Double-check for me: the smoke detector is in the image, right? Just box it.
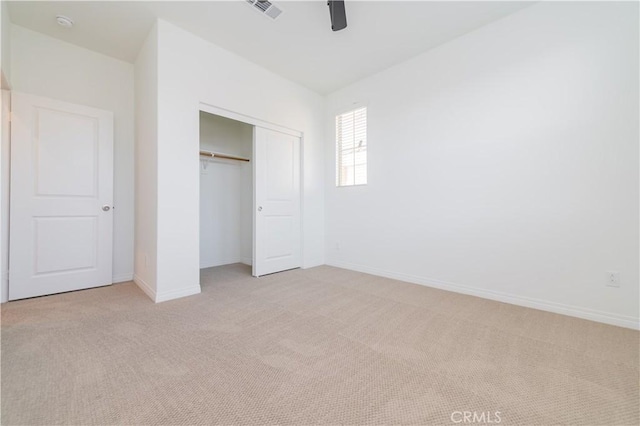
[245,0,283,20]
[56,15,74,28]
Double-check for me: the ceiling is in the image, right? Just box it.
[7,1,534,94]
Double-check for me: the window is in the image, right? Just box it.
[336,107,367,186]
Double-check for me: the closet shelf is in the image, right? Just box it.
[199,150,250,162]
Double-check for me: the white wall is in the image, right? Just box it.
[10,25,135,285]
[199,112,253,268]
[325,2,639,329]
[0,3,11,303]
[147,20,325,301]
[0,88,8,303]
[1,0,11,86]
[133,24,159,299]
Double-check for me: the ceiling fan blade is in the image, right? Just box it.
[328,1,347,31]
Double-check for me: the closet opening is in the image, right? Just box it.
[198,104,303,282]
[199,111,253,280]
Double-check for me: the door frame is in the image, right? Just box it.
[199,102,302,139]
[198,102,304,276]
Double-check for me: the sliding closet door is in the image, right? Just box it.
[253,127,301,277]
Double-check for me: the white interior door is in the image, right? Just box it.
[253,126,301,277]
[9,92,114,300]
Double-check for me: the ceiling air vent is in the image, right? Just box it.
[246,0,283,20]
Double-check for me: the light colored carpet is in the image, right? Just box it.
[1,264,638,425]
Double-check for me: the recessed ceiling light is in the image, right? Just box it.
[56,15,74,28]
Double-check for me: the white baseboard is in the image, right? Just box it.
[112,273,134,284]
[134,274,201,303]
[155,285,201,303]
[303,258,325,269]
[200,257,247,269]
[241,257,252,266]
[133,274,156,301]
[1,270,8,303]
[326,259,640,330]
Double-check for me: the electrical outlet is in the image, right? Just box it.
[606,271,620,288]
[335,242,341,252]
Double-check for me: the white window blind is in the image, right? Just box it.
[336,107,367,186]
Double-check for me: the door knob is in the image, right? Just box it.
[257,206,263,212]
[102,205,111,212]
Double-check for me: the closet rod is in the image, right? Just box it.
[199,150,250,162]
